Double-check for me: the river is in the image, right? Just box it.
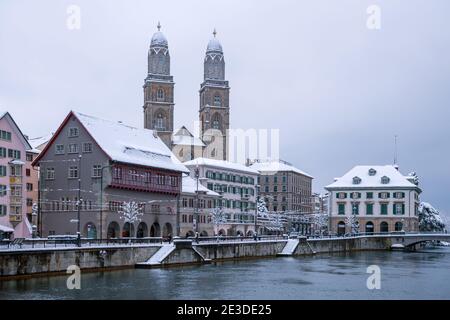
[1,247,449,300]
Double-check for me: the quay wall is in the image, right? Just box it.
[0,245,159,278]
[1,237,394,278]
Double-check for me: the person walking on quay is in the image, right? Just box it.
[195,231,199,243]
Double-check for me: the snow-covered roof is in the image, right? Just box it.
[73,112,188,173]
[0,111,32,151]
[28,133,53,150]
[182,176,220,196]
[0,224,14,232]
[250,160,313,178]
[172,126,205,147]
[172,135,205,147]
[151,31,168,47]
[325,165,419,189]
[207,38,223,53]
[183,158,259,175]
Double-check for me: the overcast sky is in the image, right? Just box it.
[1,0,449,216]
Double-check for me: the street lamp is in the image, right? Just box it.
[194,166,200,236]
[254,184,260,239]
[76,154,82,247]
[99,164,112,239]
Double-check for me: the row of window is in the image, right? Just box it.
[263,185,288,193]
[181,214,212,224]
[55,142,92,155]
[206,183,255,196]
[44,197,93,212]
[45,165,100,180]
[353,175,390,185]
[0,147,21,160]
[201,93,223,107]
[337,202,406,215]
[0,130,12,141]
[182,198,214,209]
[0,204,32,216]
[0,164,23,177]
[205,171,255,185]
[112,167,179,187]
[336,192,406,200]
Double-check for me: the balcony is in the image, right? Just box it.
[110,164,181,195]
[10,196,22,205]
[9,214,22,223]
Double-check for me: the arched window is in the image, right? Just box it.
[213,95,222,106]
[395,221,403,232]
[155,113,165,130]
[365,221,374,234]
[157,88,164,101]
[212,113,221,130]
[337,221,346,236]
[380,221,389,233]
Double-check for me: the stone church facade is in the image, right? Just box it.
[142,25,230,162]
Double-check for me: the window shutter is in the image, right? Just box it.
[393,203,396,214]
[402,204,405,215]
[402,192,405,198]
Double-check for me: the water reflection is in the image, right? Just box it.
[0,248,449,300]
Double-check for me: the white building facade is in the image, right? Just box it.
[325,165,421,235]
[183,158,259,236]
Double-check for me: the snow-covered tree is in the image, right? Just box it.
[418,202,446,232]
[408,172,420,185]
[119,201,143,238]
[313,213,329,235]
[345,215,359,235]
[210,206,227,236]
[257,197,269,218]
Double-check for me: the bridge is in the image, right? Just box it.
[378,233,450,249]
[309,232,450,250]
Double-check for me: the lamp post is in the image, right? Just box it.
[99,164,112,239]
[76,154,82,247]
[254,184,260,239]
[194,166,200,236]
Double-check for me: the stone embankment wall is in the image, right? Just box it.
[1,237,394,278]
[0,245,159,278]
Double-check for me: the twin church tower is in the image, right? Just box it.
[143,23,230,161]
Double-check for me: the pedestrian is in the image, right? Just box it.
[168,233,172,243]
[195,231,199,243]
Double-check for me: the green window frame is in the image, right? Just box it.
[338,203,345,215]
[380,203,388,215]
[351,203,359,215]
[0,165,6,177]
[366,203,373,215]
[366,192,373,199]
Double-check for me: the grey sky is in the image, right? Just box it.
[1,0,449,216]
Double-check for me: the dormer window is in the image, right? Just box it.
[381,176,390,184]
[368,168,377,176]
[352,176,361,185]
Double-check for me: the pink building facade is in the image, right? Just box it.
[0,112,33,239]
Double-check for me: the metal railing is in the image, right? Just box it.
[0,237,164,250]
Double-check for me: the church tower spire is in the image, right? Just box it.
[143,22,174,148]
[199,29,230,160]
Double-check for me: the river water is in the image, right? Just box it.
[1,247,449,300]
